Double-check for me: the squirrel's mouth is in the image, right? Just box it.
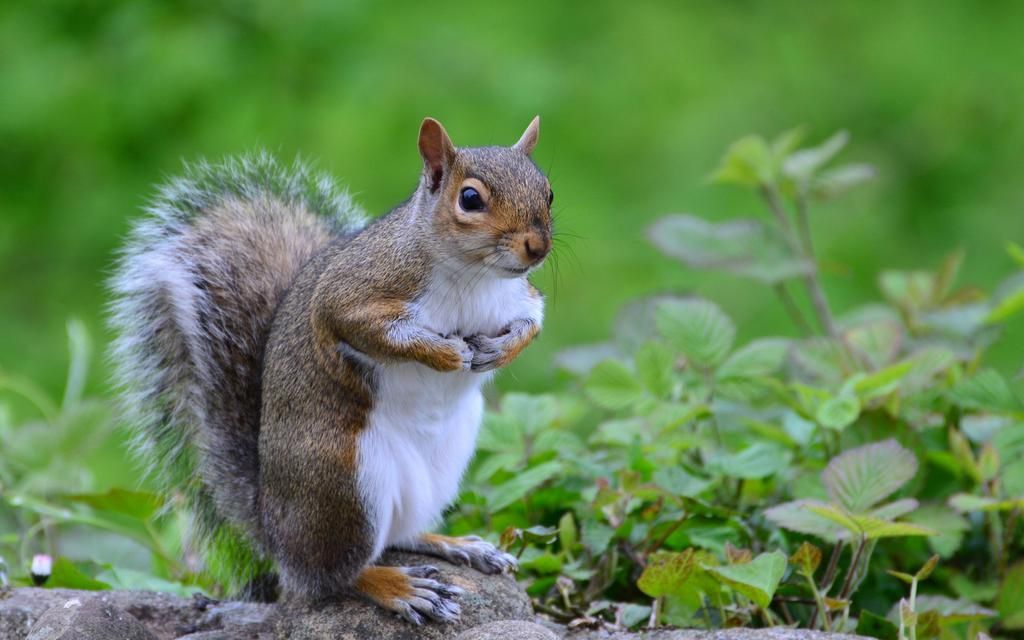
[502,265,530,276]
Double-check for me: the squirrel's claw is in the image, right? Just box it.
[465,334,505,372]
[387,566,462,625]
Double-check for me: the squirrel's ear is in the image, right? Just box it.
[418,118,455,194]
[513,116,540,156]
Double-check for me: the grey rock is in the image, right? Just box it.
[0,552,531,639]
[26,595,155,640]
[271,551,532,639]
[456,620,560,640]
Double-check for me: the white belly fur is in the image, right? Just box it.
[356,269,542,559]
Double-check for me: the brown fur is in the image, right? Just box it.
[256,118,552,605]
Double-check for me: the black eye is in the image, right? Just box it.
[548,190,554,207]
[459,187,485,211]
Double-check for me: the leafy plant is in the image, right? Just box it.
[450,129,1024,635]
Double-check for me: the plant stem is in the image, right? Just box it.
[909,577,918,640]
[773,283,814,335]
[648,596,660,628]
[810,540,844,629]
[760,186,837,337]
[805,572,831,632]
[838,536,867,600]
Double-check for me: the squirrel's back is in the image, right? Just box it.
[109,153,365,594]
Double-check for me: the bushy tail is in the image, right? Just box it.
[109,153,366,595]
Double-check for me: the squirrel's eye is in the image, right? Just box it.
[548,190,555,207]
[459,187,485,212]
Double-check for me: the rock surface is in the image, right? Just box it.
[25,596,156,640]
[455,620,560,639]
[0,551,869,640]
[1,552,530,640]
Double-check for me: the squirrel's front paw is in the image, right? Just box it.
[434,335,474,372]
[464,334,506,372]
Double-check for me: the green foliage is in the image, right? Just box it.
[3,127,1023,636]
[448,130,1024,634]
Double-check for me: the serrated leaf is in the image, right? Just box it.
[789,541,822,577]
[717,338,790,380]
[949,369,1024,413]
[703,551,787,609]
[816,393,861,431]
[655,298,736,370]
[585,360,645,410]
[763,500,842,541]
[806,504,935,539]
[501,393,561,435]
[648,215,812,284]
[581,521,615,555]
[822,439,918,512]
[635,342,675,398]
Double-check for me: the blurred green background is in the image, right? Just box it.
[2,0,1023,403]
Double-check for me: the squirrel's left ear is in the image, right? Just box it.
[419,118,456,194]
[513,116,540,156]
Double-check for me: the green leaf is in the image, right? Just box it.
[949,369,1024,413]
[476,413,524,454]
[815,393,861,431]
[47,557,111,591]
[558,512,577,554]
[717,338,790,380]
[810,163,876,200]
[1008,242,1024,268]
[906,505,969,559]
[581,521,615,555]
[948,493,1023,513]
[713,443,793,480]
[637,549,700,598]
[987,288,1024,324]
[655,298,736,370]
[95,566,200,597]
[822,439,918,513]
[486,460,562,511]
[711,135,774,187]
[501,393,561,435]
[806,504,934,540]
[647,215,812,284]
[66,488,162,522]
[789,541,823,577]
[635,342,675,398]
[784,130,849,182]
[763,500,842,541]
[998,562,1024,629]
[653,466,713,498]
[703,551,787,609]
[585,360,645,410]
[911,595,996,624]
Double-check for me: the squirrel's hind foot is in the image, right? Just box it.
[354,565,463,625]
[398,533,519,576]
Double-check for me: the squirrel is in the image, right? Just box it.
[109,117,552,624]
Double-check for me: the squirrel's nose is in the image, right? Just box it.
[523,233,550,263]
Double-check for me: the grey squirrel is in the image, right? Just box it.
[109,117,552,624]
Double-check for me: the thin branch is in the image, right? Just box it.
[773,283,814,335]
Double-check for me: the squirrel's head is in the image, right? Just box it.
[417,117,552,278]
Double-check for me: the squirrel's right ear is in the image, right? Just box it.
[418,118,456,194]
